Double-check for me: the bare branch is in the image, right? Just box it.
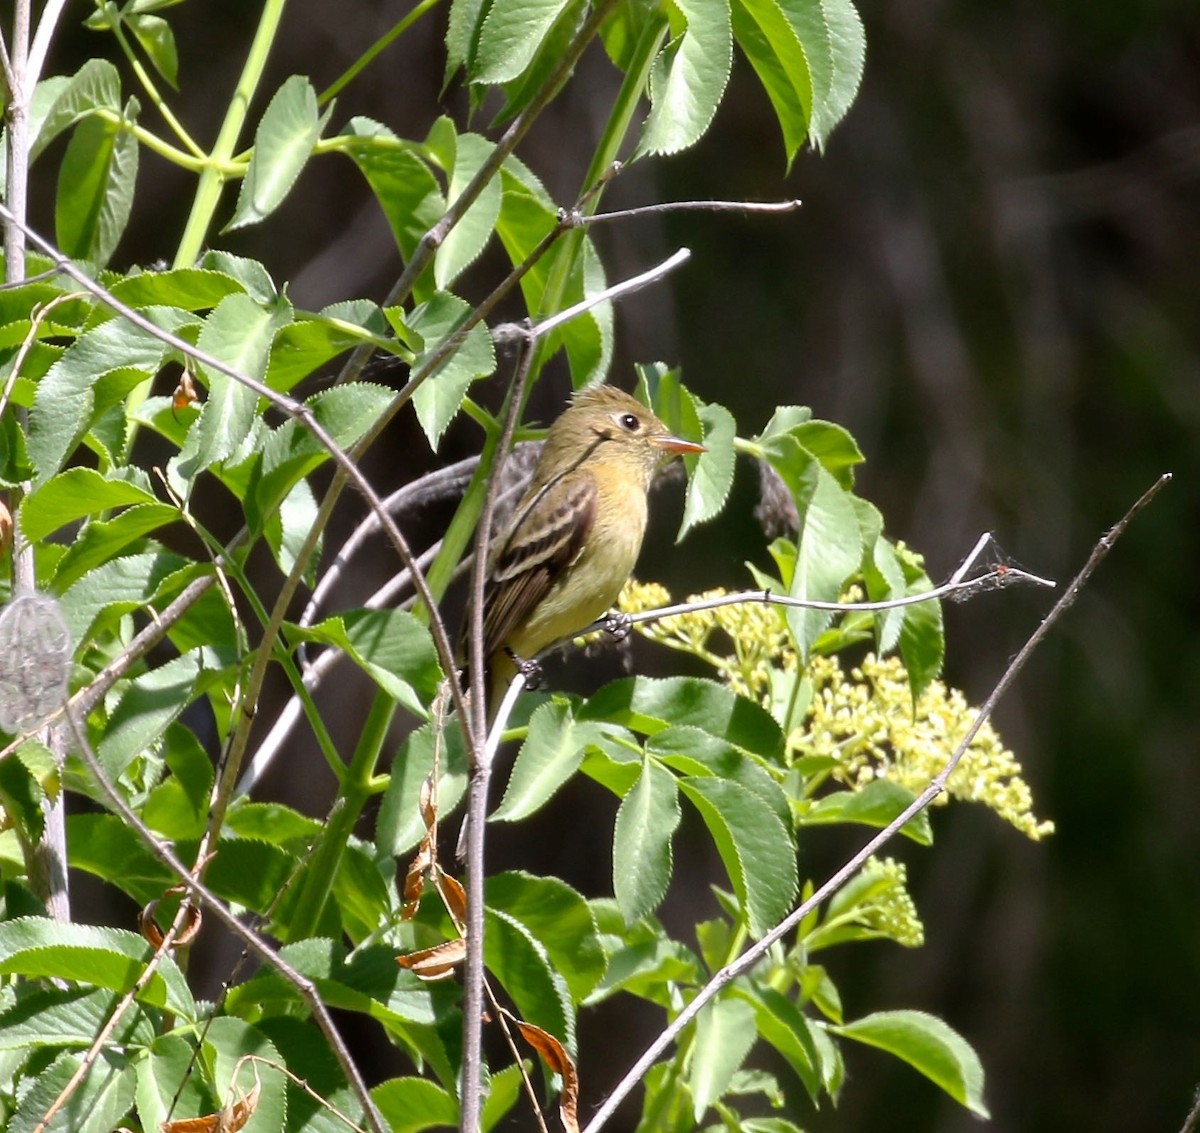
[583,198,802,225]
[582,473,1172,1133]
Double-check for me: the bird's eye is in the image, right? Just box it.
[617,412,640,432]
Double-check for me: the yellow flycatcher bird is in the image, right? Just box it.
[470,385,705,714]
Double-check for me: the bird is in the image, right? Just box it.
[466,384,705,720]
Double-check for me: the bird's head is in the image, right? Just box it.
[542,385,705,488]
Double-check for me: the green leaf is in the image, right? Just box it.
[832,1009,989,1117]
[485,907,573,1045]
[142,722,214,839]
[801,780,932,845]
[31,59,121,160]
[20,467,158,541]
[172,291,293,486]
[736,984,821,1101]
[432,130,503,288]
[97,648,226,780]
[0,985,155,1050]
[677,776,797,937]
[778,0,865,151]
[58,549,188,643]
[896,546,943,701]
[66,814,173,904]
[202,1017,288,1133]
[10,1048,135,1133]
[198,250,279,304]
[407,290,496,446]
[730,0,812,168]
[252,381,396,526]
[492,699,603,822]
[228,75,327,230]
[473,0,572,83]
[128,12,179,86]
[134,1034,218,1133]
[612,754,680,924]
[789,419,864,488]
[679,399,736,539]
[341,119,446,263]
[581,676,786,762]
[265,475,319,579]
[267,302,401,392]
[763,434,862,659]
[293,608,442,716]
[487,871,606,1002]
[28,308,189,484]
[0,917,195,1018]
[690,997,757,1120]
[55,98,139,267]
[637,0,733,156]
[372,1077,458,1133]
[481,1063,525,1132]
[50,501,180,590]
[377,720,469,857]
[109,266,245,310]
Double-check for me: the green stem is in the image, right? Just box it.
[173,0,289,268]
[285,688,396,940]
[318,0,444,104]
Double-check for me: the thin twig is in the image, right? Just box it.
[526,248,691,341]
[27,0,70,89]
[461,332,536,1133]
[582,198,802,225]
[582,473,1172,1133]
[65,709,390,1133]
[1178,1088,1200,1133]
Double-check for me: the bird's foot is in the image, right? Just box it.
[602,610,632,641]
[506,648,544,691]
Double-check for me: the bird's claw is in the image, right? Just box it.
[507,649,544,691]
[602,610,632,641]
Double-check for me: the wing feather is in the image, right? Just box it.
[481,472,598,661]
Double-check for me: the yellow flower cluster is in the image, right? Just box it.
[859,856,925,948]
[801,653,1054,841]
[618,579,1052,842]
[618,580,794,700]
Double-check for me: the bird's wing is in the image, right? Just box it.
[481,470,598,662]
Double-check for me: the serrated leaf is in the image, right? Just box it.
[763,434,862,659]
[679,399,736,539]
[637,0,732,156]
[473,0,573,83]
[690,997,757,1120]
[897,548,943,702]
[612,754,680,924]
[0,986,156,1051]
[50,501,180,590]
[55,98,139,267]
[172,291,292,486]
[341,119,446,264]
[678,776,797,936]
[730,0,813,168]
[801,779,932,845]
[128,12,179,87]
[228,75,326,230]
[0,917,195,1018]
[736,984,822,1101]
[134,1034,218,1133]
[31,59,121,160]
[581,676,786,762]
[372,1077,458,1133]
[487,871,606,1002]
[833,1009,989,1116]
[434,131,503,288]
[485,907,573,1046]
[408,290,496,446]
[28,306,189,484]
[492,699,602,822]
[21,467,158,541]
[376,721,470,857]
[108,266,245,310]
[9,1048,135,1133]
[57,549,188,643]
[293,608,442,715]
[202,1017,288,1133]
[779,0,865,150]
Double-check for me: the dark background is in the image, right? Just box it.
[43,0,1200,1129]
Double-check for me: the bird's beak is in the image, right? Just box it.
[650,433,706,455]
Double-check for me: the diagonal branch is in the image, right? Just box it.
[582,473,1172,1133]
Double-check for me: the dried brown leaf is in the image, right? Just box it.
[508,1012,580,1133]
[396,937,466,981]
[161,1075,260,1133]
[401,836,432,920]
[435,869,467,929]
[139,885,201,949]
[420,772,438,829]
